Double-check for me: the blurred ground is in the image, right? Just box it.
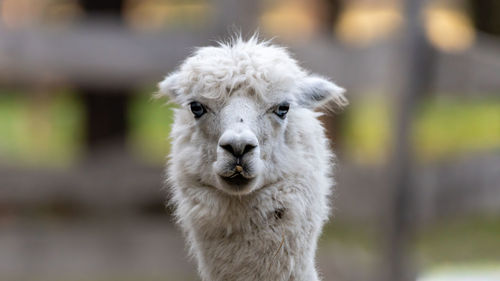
[1,216,499,281]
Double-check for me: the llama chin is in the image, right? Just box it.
[158,35,347,281]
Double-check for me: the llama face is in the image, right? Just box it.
[158,37,347,196]
[185,91,292,195]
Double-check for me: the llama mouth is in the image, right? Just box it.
[219,173,253,187]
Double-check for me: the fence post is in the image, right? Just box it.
[385,0,434,280]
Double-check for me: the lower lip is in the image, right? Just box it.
[220,174,253,187]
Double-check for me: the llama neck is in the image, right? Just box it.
[182,185,322,281]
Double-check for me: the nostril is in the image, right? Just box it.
[220,143,257,157]
[220,144,235,156]
[243,144,256,155]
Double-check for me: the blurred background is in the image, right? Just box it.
[0,0,499,280]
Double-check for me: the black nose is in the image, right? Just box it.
[220,143,256,158]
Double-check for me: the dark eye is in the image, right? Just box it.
[190,101,206,118]
[274,102,290,119]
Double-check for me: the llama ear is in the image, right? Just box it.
[297,76,347,109]
[157,71,182,103]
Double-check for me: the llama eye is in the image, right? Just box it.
[190,101,206,118]
[274,102,290,119]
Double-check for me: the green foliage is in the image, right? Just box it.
[415,97,500,160]
[342,95,392,163]
[0,90,83,166]
[343,95,500,164]
[128,93,176,164]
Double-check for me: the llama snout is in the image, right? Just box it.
[218,129,258,159]
[213,128,263,194]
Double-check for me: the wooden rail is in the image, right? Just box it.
[0,26,499,93]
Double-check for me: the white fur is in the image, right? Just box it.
[158,36,347,281]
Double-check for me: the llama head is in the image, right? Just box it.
[158,36,346,195]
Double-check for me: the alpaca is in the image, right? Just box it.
[158,36,347,281]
